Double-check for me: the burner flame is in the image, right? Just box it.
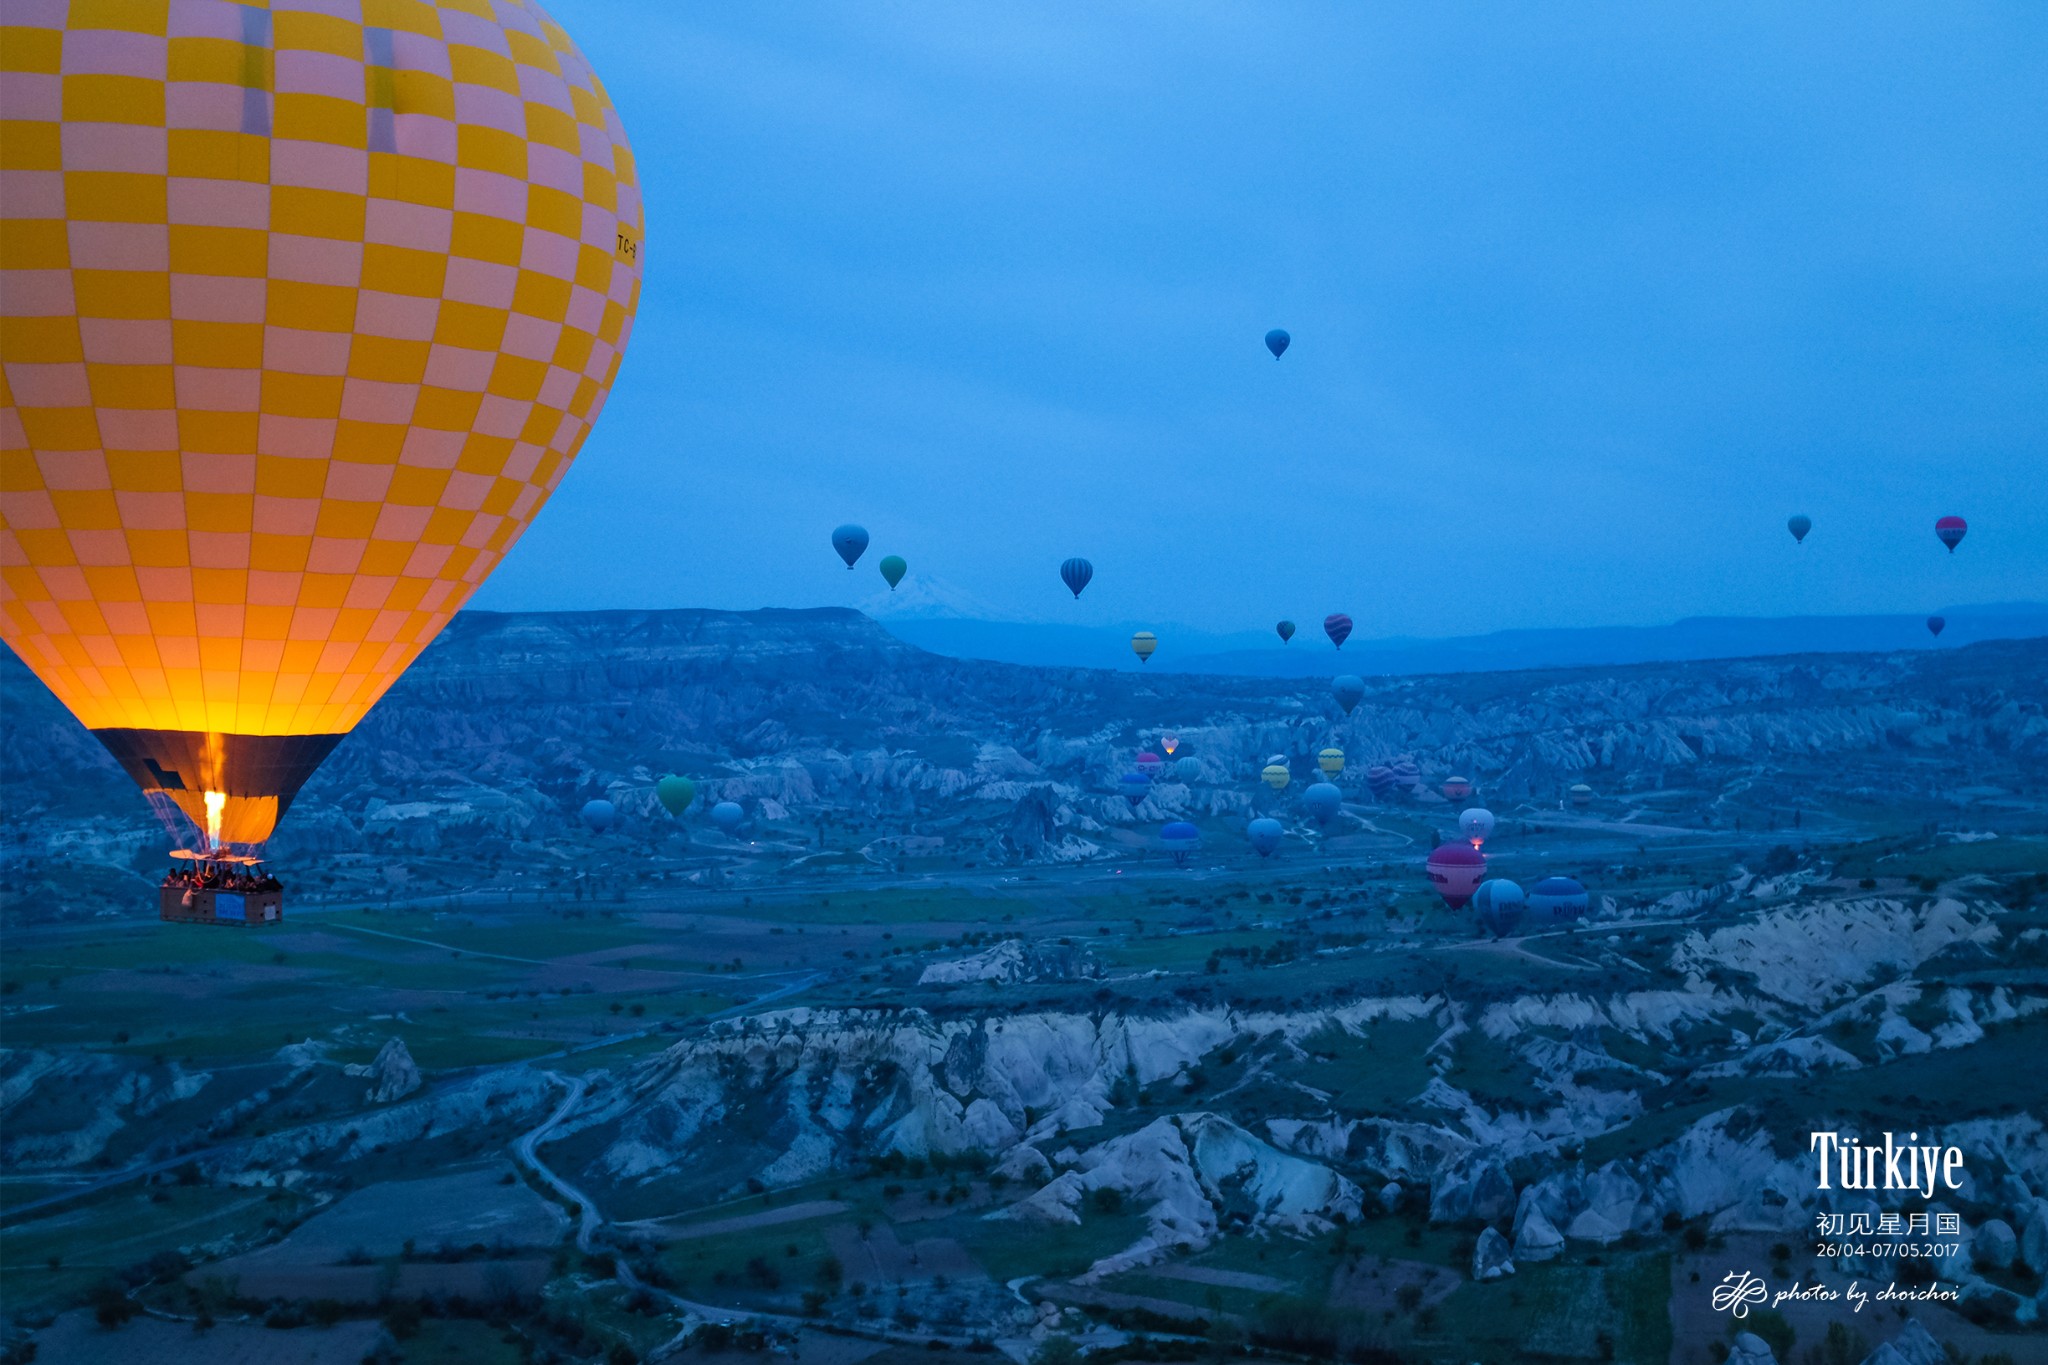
[203,790,225,852]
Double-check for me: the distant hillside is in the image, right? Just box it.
[882,602,2048,676]
[6,606,2046,908]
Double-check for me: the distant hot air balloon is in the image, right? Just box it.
[581,799,616,834]
[1247,817,1285,856]
[1472,879,1526,937]
[1459,808,1496,848]
[1426,843,1486,909]
[1332,676,1366,715]
[879,556,907,590]
[1569,783,1594,808]
[657,777,698,817]
[1324,614,1353,649]
[1161,734,1180,757]
[0,0,645,856]
[711,800,745,833]
[1927,616,1946,638]
[1391,757,1422,791]
[1318,748,1345,778]
[1119,773,1152,809]
[1261,764,1291,791]
[1135,752,1164,779]
[1060,558,1095,599]
[1935,516,1967,553]
[1365,766,1395,798]
[1264,329,1291,359]
[1527,876,1589,923]
[1175,756,1203,782]
[1788,515,1812,545]
[832,524,870,569]
[1161,820,1201,866]
[1441,776,1472,800]
[1303,783,1342,825]
[1132,631,1158,664]
[1276,621,1297,643]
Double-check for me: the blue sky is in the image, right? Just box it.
[473,2,2046,637]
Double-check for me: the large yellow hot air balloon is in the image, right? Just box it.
[1317,747,1344,778]
[1261,763,1290,791]
[1,0,643,850]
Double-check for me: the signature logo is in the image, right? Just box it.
[1712,1271,1769,1319]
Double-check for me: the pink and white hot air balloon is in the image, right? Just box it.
[1426,843,1486,909]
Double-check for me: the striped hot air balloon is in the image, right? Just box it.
[1935,516,1967,553]
[1324,614,1352,649]
[1059,557,1093,598]
[1472,879,1525,937]
[0,0,643,853]
[1131,630,1157,663]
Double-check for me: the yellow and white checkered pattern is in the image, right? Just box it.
[0,0,643,738]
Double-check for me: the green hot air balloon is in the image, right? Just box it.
[879,555,907,590]
[656,776,697,816]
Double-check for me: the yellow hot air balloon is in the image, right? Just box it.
[1261,763,1290,791]
[1317,747,1344,777]
[1,0,643,851]
[1131,630,1156,664]
[1160,733,1178,756]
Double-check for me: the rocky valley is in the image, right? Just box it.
[2,612,2046,1365]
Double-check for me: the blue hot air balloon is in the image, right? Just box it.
[1303,782,1342,826]
[580,798,615,833]
[1265,329,1290,359]
[1247,817,1284,857]
[1527,876,1588,923]
[710,800,744,834]
[1118,772,1151,809]
[1060,557,1094,599]
[831,524,870,569]
[1471,879,1526,937]
[1161,820,1200,866]
[1332,675,1365,715]
[1787,515,1812,545]
[1175,756,1203,782]
[1927,616,1946,638]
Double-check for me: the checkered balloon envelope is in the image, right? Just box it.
[0,0,643,847]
